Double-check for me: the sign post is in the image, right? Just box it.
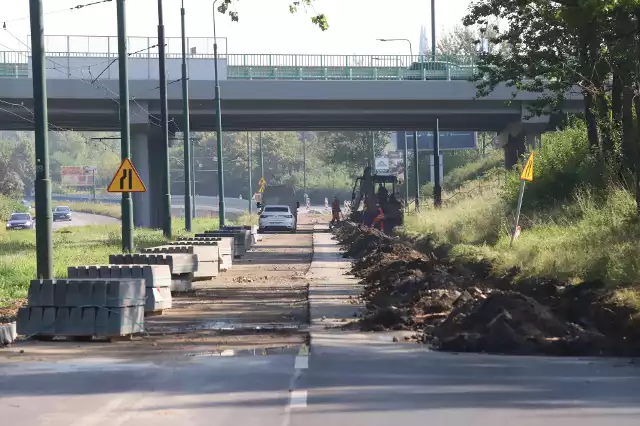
[510,152,535,247]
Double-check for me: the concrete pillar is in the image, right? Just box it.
[131,124,152,228]
[504,132,526,170]
[525,133,541,150]
[147,125,166,230]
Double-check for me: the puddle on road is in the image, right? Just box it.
[186,345,299,358]
[146,321,303,335]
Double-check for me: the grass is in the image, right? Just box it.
[0,215,223,305]
[403,126,640,313]
[58,202,121,218]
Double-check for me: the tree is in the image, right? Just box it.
[317,131,390,170]
[217,0,328,30]
[463,0,640,213]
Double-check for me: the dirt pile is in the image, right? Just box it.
[333,222,639,356]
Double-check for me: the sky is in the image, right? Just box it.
[0,0,474,55]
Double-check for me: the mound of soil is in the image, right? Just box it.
[334,222,640,356]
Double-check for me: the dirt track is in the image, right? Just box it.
[0,213,330,362]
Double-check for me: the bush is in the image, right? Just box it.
[0,195,28,220]
[502,122,604,211]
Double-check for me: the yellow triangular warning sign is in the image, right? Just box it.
[258,177,266,186]
[107,158,147,193]
[520,152,535,182]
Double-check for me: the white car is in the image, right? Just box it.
[258,205,296,233]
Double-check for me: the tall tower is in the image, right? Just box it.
[419,25,428,58]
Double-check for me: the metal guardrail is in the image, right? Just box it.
[0,50,478,81]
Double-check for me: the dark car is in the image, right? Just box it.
[53,206,72,222]
[6,212,34,230]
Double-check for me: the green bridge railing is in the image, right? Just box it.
[0,51,479,81]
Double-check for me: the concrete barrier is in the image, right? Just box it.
[141,245,219,280]
[223,225,262,243]
[108,253,197,292]
[17,278,145,337]
[68,265,172,313]
[197,230,251,258]
[176,237,234,270]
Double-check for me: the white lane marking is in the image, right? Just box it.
[289,390,308,408]
[294,356,309,369]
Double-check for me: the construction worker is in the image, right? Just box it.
[331,196,341,224]
[371,203,385,232]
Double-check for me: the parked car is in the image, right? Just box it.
[53,206,72,222]
[6,212,34,230]
[258,205,296,233]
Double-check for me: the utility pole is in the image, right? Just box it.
[403,132,409,212]
[413,131,420,211]
[433,119,442,207]
[247,132,253,213]
[259,131,264,179]
[213,1,225,226]
[192,146,197,218]
[180,0,192,232]
[116,0,133,252]
[302,132,307,193]
[30,0,52,277]
[431,0,436,62]
[157,0,171,238]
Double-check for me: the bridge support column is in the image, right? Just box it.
[131,124,153,228]
[504,132,527,170]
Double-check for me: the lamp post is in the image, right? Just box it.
[247,132,253,214]
[213,0,225,226]
[157,0,171,238]
[377,38,413,58]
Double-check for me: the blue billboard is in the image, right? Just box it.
[396,131,477,151]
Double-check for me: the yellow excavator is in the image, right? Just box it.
[348,166,403,231]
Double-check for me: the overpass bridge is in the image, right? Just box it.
[0,35,585,227]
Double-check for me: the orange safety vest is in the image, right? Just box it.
[372,208,385,231]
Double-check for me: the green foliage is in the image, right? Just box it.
[0,195,27,221]
[217,0,328,30]
[501,123,605,211]
[444,149,504,191]
[316,131,389,170]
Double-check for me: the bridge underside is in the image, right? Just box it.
[0,98,523,132]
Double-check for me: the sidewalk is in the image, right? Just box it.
[307,225,363,331]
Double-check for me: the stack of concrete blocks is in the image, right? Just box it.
[109,253,197,292]
[0,322,17,346]
[224,225,262,244]
[198,229,252,258]
[177,236,234,271]
[141,245,219,281]
[68,265,172,315]
[17,278,145,338]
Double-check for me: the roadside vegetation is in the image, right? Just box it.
[404,123,640,313]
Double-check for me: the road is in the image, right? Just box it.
[51,212,120,231]
[2,219,639,425]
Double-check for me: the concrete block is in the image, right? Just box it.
[199,231,250,257]
[105,279,146,307]
[91,280,107,307]
[54,307,71,334]
[145,286,172,312]
[95,306,144,336]
[16,308,36,336]
[171,273,194,292]
[27,280,42,306]
[0,322,16,346]
[192,262,219,280]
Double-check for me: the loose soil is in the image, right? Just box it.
[333,222,640,356]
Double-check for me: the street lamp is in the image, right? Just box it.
[213,0,225,226]
[377,38,413,58]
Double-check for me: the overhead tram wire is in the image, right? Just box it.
[2,0,114,26]
[0,30,164,128]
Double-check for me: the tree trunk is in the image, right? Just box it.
[583,92,600,151]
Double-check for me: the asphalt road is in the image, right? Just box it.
[51,212,119,231]
[3,224,639,425]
